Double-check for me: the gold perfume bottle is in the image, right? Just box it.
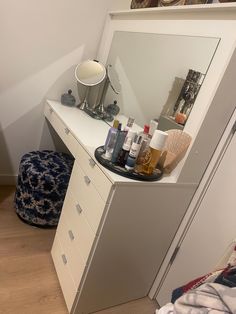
[136,130,168,175]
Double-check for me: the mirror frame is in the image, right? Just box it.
[96,6,236,184]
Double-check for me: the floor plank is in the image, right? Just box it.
[0,186,157,314]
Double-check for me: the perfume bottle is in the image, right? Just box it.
[135,124,150,166]
[135,130,168,175]
[116,129,136,167]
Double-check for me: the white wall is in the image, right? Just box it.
[0,0,129,184]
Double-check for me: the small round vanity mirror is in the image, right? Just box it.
[75,60,106,110]
[75,60,106,86]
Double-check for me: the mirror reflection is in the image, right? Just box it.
[104,31,220,130]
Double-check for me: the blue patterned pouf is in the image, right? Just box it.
[14,150,74,227]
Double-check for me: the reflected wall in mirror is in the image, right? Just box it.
[104,31,219,129]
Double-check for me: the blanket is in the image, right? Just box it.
[157,283,236,314]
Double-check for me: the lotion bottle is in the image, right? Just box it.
[135,130,168,175]
[104,124,121,160]
[111,124,128,163]
[125,135,142,170]
[104,119,119,150]
[124,117,135,131]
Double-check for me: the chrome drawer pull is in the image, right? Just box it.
[61,254,67,265]
[84,175,91,185]
[89,158,96,168]
[65,127,70,135]
[76,204,83,214]
[49,108,53,114]
[68,230,75,241]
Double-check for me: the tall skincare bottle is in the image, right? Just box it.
[149,119,158,137]
[135,124,150,165]
[104,119,119,150]
[111,124,127,163]
[104,123,121,160]
[125,135,142,170]
[116,129,136,167]
[136,130,168,175]
[124,117,135,131]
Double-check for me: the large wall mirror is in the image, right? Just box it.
[103,31,219,129]
[96,10,236,182]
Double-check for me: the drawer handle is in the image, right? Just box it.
[84,175,91,185]
[61,254,67,265]
[68,230,75,241]
[49,108,53,114]
[89,158,96,168]
[65,127,70,135]
[76,203,83,214]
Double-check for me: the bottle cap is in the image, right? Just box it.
[143,125,150,134]
[149,130,168,150]
[113,119,119,129]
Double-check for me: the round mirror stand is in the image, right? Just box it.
[75,62,121,122]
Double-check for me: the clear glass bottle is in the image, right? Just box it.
[135,124,150,165]
[116,129,136,167]
[135,130,168,175]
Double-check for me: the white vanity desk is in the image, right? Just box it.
[44,100,196,313]
[44,4,236,313]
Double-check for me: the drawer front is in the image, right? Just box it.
[75,142,112,202]
[44,103,78,157]
[61,189,96,264]
[57,214,86,286]
[51,235,77,312]
[69,162,107,232]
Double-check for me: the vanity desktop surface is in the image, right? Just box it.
[46,100,176,185]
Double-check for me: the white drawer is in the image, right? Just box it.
[61,189,96,264]
[44,103,78,157]
[75,142,112,202]
[57,214,86,286]
[51,234,77,312]
[69,161,107,232]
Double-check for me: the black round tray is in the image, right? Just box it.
[94,146,163,182]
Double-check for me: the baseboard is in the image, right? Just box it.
[0,175,17,186]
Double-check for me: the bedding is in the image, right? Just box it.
[157,283,236,314]
[156,244,236,314]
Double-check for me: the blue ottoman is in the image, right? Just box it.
[15,150,74,227]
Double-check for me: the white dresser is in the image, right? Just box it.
[44,100,197,313]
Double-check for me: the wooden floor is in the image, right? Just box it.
[0,186,157,314]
